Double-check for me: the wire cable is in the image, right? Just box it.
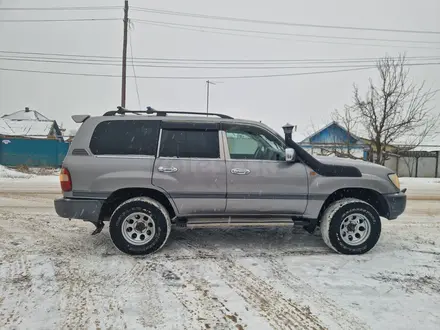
[2,56,440,70]
[2,62,439,79]
[1,50,439,64]
[131,19,440,45]
[0,66,375,79]
[131,7,440,35]
[129,22,142,108]
[0,6,121,11]
[0,18,120,23]
[132,20,440,50]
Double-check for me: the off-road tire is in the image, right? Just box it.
[320,198,381,255]
[109,197,171,255]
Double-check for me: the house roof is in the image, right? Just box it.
[1,108,51,122]
[410,145,440,152]
[301,121,364,144]
[0,118,14,135]
[0,118,56,138]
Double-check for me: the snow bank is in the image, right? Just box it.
[0,166,59,183]
[0,165,33,179]
[400,177,440,198]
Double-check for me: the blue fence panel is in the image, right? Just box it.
[0,137,70,167]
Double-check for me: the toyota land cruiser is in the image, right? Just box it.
[54,107,407,255]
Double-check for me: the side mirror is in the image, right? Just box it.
[285,148,296,162]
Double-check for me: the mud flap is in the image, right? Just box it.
[91,221,105,235]
[303,218,319,234]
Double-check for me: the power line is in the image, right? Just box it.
[131,7,440,35]
[131,19,440,45]
[0,66,375,79]
[0,6,121,11]
[1,50,439,64]
[132,20,440,50]
[0,18,120,23]
[2,56,440,70]
[2,62,439,79]
[129,25,142,108]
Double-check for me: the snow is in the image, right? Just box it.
[1,173,440,329]
[400,177,440,199]
[0,119,55,138]
[411,146,440,152]
[0,165,33,179]
[1,109,57,138]
[0,166,60,195]
[0,118,14,136]
[1,109,51,122]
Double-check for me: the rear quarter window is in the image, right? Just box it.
[89,120,160,155]
[159,129,220,158]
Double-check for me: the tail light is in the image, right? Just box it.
[60,167,72,192]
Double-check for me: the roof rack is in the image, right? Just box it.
[103,106,233,119]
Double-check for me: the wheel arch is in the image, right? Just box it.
[318,188,389,221]
[99,187,177,221]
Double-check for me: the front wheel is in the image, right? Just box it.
[320,198,381,255]
[109,197,171,255]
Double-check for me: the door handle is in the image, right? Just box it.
[231,168,251,175]
[158,166,178,173]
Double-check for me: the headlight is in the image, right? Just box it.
[388,173,400,189]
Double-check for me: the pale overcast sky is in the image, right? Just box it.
[0,0,439,137]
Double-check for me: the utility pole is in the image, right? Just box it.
[121,0,129,108]
[206,80,223,115]
[206,80,212,115]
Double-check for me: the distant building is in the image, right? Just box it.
[0,107,64,141]
[297,121,368,160]
[0,107,69,167]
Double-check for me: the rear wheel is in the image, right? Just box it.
[109,197,171,255]
[320,198,381,255]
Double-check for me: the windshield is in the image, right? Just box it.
[258,133,285,153]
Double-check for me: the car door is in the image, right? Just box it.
[152,121,227,215]
[223,123,308,215]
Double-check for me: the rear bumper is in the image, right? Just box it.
[54,198,103,224]
[383,191,407,220]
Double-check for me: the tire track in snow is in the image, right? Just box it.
[176,230,327,330]
[249,258,370,330]
[54,258,130,330]
[158,257,245,330]
[0,255,31,328]
[0,255,62,329]
[117,260,170,329]
[217,259,326,330]
[54,259,93,329]
[25,256,62,329]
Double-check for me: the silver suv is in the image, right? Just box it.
[54,107,407,255]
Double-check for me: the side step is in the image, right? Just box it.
[175,217,300,228]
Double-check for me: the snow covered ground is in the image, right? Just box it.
[400,177,440,199]
[1,168,440,329]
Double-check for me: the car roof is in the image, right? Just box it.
[92,114,262,126]
[85,114,285,141]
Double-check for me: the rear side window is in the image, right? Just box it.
[90,120,160,155]
[159,129,219,158]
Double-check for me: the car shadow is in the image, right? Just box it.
[98,224,331,258]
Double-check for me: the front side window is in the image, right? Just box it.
[159,129,220,158]
[89,120,160,155]
[226,126,285,161]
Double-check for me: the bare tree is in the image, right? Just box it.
[400,156,417,177]
[331,105,363,159]
[349,54,438,165]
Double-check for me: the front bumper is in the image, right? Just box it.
[383,190,407,220]
[54,198,103,224]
